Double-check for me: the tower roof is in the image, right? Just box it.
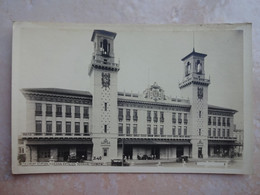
[91,30,117,41]
[181,49,207,61]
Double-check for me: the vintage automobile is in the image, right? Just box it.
[111,159,130,166]
[176,155,189,163]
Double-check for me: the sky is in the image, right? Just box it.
[12,23,244,132]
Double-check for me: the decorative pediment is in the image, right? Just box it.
[143,82,165,102]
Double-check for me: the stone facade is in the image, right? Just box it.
[19,29,240,164]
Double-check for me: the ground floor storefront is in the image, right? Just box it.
[24,139,93,162]
[117,139,192,160]
[208,141,239,158]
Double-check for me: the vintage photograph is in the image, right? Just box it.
[12,23,252,174]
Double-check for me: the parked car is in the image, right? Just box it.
[111,159,130,166]
[141,154,153,160]
[176,155,189,163]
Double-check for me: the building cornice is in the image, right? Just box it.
[118,98,191,111]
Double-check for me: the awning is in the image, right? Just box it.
[118,139,191,145]
[208,141,241,146]
[26,140,93,145]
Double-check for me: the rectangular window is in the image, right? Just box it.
[153,125,157,135]
[213,117,216,126]
[133,109,138,121]
[222,129,225,137]
[184,113,188,124]
[104,125,107,133]
[184,126,187,136]
[227,129,230,137]
[35,103,42,116]
[103,148,108,157]
[199,129,201,136]
[83,107,89,118]
[56,121,62,135]
[223,117,226,126]
[126,124,130,136]
[126,109,131,121]
[84,122,89,135]
[172,113,176,123]
[213,128,216,137]
[199,111,202,118]
[160,112,164,123]
[208,116,211,125]
[227,118,230,127]
[147,125,151,135]
[75,106,80,118]
[218,128,221,137]
[172,126,176,136]
[178,113,182,124]
[46,104,52,116]
[66,106,71,117]
[153,111,158,123]
[36,121,42,135]
[104,102,107,111]
[66,122,71,135]
[160,125,164,136]
[133,124,137,136]
[56,105,62,117]
[218,117,221,126]
[75,122,80,135]
[46,121,52,135]
[208,128,211,137]
[147,111,151,122]
[118,123,123,136]
[178,126,182,136]
[118,108,123,121]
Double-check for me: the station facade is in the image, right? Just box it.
[19,30,239,163]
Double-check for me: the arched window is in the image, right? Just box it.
[197,60,202,74]
[186,62,191,76]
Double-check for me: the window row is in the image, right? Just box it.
[208,128,230,137]
[35,103,89,119]
[118,124,138,136]
[172,113,188,124]
[146,125,165,136]
[118,109,138,122]
[35,121,89,135]
[172,126,188,136]
[147,111,165,123]
[208,116,230,127]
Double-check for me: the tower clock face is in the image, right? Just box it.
[102,72,110,88]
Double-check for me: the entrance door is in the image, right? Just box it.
[124,145,133,160]
[151,146,160,159]
[176,146,184,158]
[198,147,203,158]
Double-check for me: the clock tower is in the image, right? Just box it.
[88,30,120,162]
[179,49,210,159]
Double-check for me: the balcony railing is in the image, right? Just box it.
[208,136,237,141]
[83,114,89,119]
[56,112,62,117]
[118,115,123,121]
[160,118,164,123]
[75,113,80,118]
[22,132,91,138]
[178,119,182,124]
[153,117,158,123]
[172,118,176,123]
[46,112,52,117]
[66,113,71,118]
[184,119,188,124]
[133,116,138,122]
[147,117,151,122]
[118,133,191,139]
[35,111,42,116]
